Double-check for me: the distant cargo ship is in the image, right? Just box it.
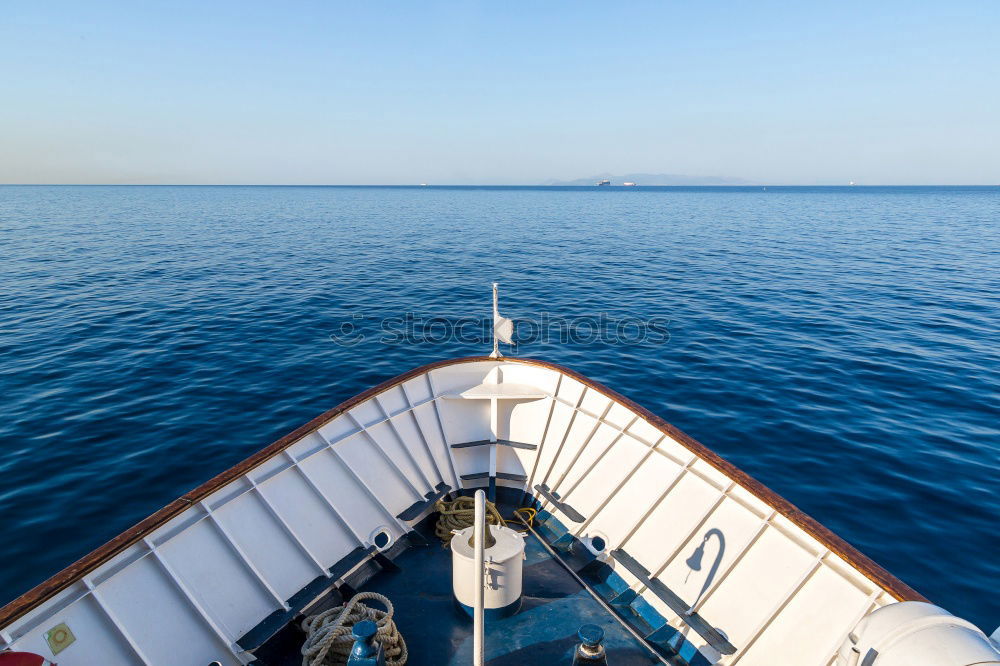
[596,179,611,186]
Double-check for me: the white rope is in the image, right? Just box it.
[300,591,408,666]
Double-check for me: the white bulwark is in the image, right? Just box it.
[1,357,996,665]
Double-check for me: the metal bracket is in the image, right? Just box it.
[609,549,736,655]
[397,482,451,521]
[534,484,586,523]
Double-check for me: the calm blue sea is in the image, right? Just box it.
[1,185,997,629]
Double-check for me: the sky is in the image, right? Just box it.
[2,1,998,185]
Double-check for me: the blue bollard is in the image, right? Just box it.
[347,619,386,666]
[572,624,608,665]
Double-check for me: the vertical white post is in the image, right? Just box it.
[490,282,500,358]
[473,489,486,666]
[488,397,499,501]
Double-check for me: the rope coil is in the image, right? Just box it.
[433,496,505,547]
[433,497,537,546]
[301,592,408,666]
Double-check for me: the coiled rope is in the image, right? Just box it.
[300,592,408,666]
[433,496,505,547]
[433,497,538,546]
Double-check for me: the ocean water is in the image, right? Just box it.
[1,185,997,630]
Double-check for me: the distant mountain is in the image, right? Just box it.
[543,173,751,186]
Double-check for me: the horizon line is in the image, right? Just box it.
[2,183,999,188]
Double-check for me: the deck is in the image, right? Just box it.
[251,496,666,665]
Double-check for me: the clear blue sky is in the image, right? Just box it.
[2,1,998,184]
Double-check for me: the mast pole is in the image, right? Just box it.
[473,489,486,666]
[490,282,501,359]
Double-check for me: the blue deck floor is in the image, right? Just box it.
[250,493,672,665]
[359,522,660,665]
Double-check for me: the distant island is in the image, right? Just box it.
[543,173,751,186]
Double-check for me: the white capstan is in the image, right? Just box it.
[450,521,526,620]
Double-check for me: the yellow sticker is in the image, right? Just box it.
[44,622,75,655]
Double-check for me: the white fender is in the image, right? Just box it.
[837,602,1000,666]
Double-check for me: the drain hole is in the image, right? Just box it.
[371,528,393,551]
